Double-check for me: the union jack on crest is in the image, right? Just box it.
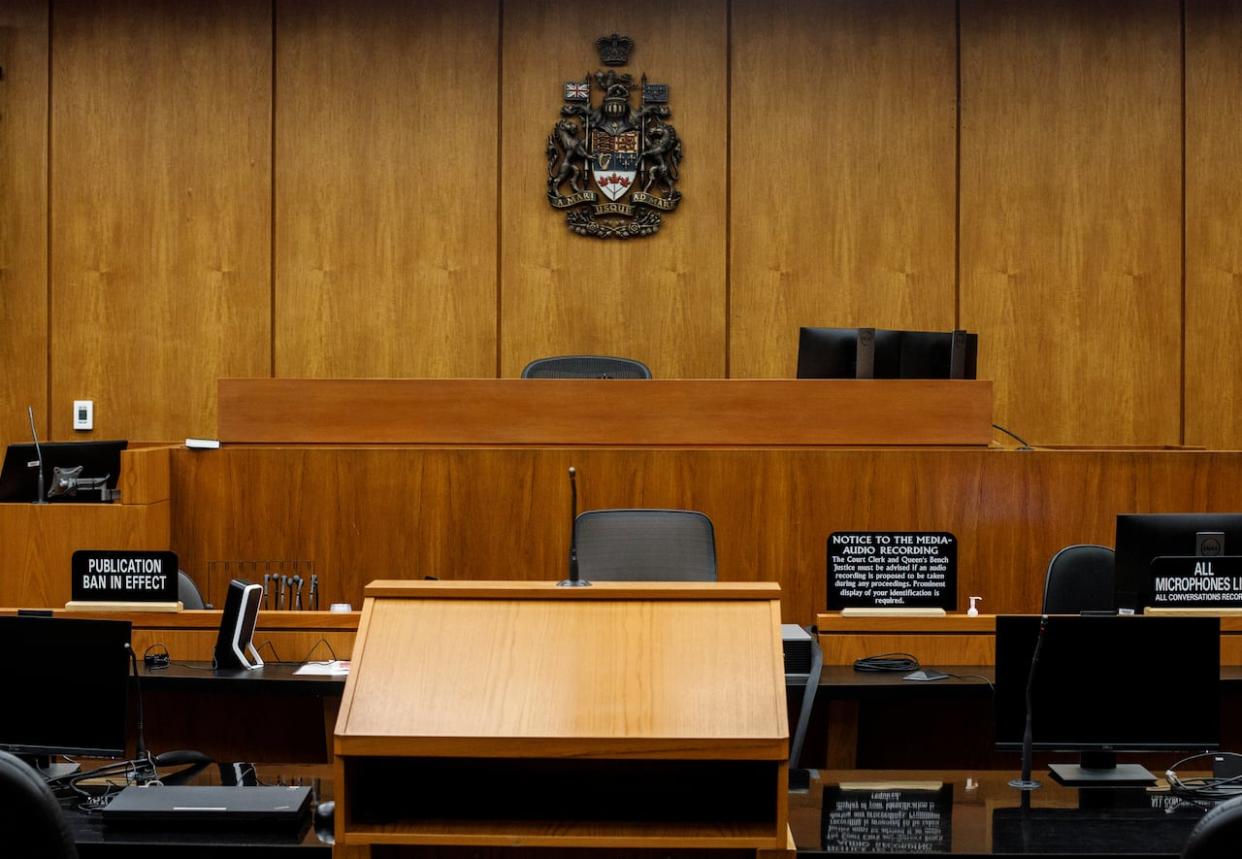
[563,81,590,102]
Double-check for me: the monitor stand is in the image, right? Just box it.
[1048,752,1156,788]
[21,754,80,781]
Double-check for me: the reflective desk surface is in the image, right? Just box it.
[59,761,1221,857]
[792,768,1218,856]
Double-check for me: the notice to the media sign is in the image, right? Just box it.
[827,531,957,611]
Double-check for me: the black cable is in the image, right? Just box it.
[255,639,282,663]
[992,423,1033,450]
[1166,752,1242,800]
[943,672,995,691]
[254,637,339,665]
[143,643,170,670]
[853,653,920,673]
[126,645,153,774]
[151,637,341,672]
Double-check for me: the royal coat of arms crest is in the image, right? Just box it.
[546,34,682,239]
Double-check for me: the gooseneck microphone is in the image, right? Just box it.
[1010,614,1049,790]
[27,405,47,504]
[558,466,591,587]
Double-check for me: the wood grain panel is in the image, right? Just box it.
[50,0,271,440]
[118,445,172,505]
[730,0,957,378]
[1185,0,1242,449]
[274,0,498,379]
[499,0,727,379]
[0,500,170,606]
[822,633,995,666]
[169,446,1242,624]
[959,0,1182,445]
[217,378,993,445]
[0,1,47,447]
[130,629,355,662]
[341,593,787,758]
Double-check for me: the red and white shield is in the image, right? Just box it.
[591,129,639,202]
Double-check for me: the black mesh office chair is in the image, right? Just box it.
[1183,794,1242,858]
[0,751,78,859]
[575,509,716,582]
[1042,544,1115,614]
[178,570,205,610]
[521,355,652,379]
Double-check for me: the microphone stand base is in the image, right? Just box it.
[1008,777,1042,791]
[556,578,593,587]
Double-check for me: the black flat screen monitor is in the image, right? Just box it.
[795,327,900,379]
[995,615,1218,769]
[796,327,976,380]
[0,439,127,503]
[899,330,978,380]
[0,616,132,758]
[1115,513,1242,612]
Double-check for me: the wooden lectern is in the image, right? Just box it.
[335,580,792,855]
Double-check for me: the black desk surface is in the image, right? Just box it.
[138,661,345,695]
[800,665,1242,690]
[63,762,332,857]
[792,769,1215,857]
[62,762,1218,857]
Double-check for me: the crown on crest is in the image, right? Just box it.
[595,33,634,66]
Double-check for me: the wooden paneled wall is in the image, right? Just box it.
[2,0,1242,447]
[169,445,1242,624]
[0,2,48,446]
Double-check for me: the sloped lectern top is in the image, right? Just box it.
[336,580,788,760]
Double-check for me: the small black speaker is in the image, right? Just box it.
[213,579,264,669]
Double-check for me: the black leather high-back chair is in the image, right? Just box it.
[0,751,78,859]
[575,509,716,582]
[521,355,652,380]
[1042,544,1115,614]
[1183,794,1242,858]
[178,570,205,610]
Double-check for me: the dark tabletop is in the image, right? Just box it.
[138,661,346,696]
[62,762,333,857]
[791,768,1215,856]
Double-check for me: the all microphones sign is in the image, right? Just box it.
[1149,555,1242,608]
[71,550,179,604]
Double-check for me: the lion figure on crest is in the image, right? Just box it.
[547,119,590,196]
[642,124,681,197]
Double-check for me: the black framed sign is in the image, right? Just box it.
[1149,555,1242,609]
[822,784,953,852]
[827,531,957,611]
[71,550,179,603]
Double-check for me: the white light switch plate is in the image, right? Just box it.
[73,400,93,430]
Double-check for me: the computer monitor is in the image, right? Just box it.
[898,330,978,380]
[994,615,1219,786]
[796,327,976,380]
[1114,513,1242,612]
[0,439,128,503]
[795,327,900,379]
[0,616,132,773]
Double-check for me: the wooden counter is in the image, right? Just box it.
[218,378,993,446]
[816,612,1242,665]
[170,445,1242,623]
[0,445,172,606]
[334,580,791,853]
